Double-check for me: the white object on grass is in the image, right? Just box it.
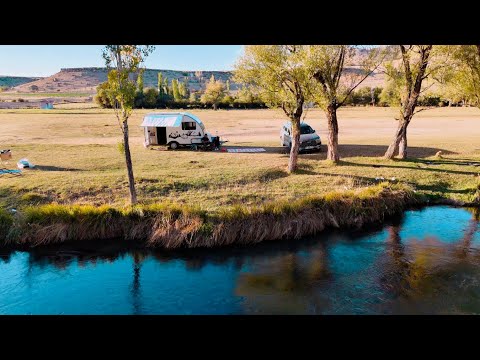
[17,158,35,169]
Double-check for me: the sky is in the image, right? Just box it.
[0,45,244,77]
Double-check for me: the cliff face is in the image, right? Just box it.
[13,68,238,93]
[12,66,384,94]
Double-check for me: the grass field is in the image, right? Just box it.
[1,106,480,213]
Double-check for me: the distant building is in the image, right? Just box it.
[40,100,54,109]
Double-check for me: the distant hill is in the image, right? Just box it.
[13,68,239,94]
[0,76,41,88]
[12,65,386,94]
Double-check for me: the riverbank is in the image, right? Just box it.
[0,183,429,249]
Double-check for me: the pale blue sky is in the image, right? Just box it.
[0,45,244,77]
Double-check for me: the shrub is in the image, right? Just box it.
[418,94,441,107]
[134,91,145,108]
[0,208,13,242]
[117,141,125,155]
[94,82,112,108]
[143,88,159,108]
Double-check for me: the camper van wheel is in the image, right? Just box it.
[169,141,179,150]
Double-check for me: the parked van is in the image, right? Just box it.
[280,122,322,152]
[140,112,215,150]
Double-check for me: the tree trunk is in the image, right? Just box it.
[384,119,408,159]
[398,128,407,159]
[288,119,301,173]
[326,104,340,162]
[123,119,137,204]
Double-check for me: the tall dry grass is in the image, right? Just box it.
[1,183,421,249]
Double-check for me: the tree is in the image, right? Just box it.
[235,45,313,173]
[171,79,181,101]
[445,45,480,108]
[102,45,155,204]
[157,72,163,93]
[94,81,112,108]
[178,81,188,99]
[226,79,231,92]
[195,71,203,85]
[189,92,198,103]
[163,78,170,96]
[137,68,145,93]
[235,85,257,104]
[200,75,226,111]
[144,88,158,108]
[384,45,436,159]
[134,69,145,108]
[307,46,385,162]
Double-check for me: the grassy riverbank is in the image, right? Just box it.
[1,183,423,248]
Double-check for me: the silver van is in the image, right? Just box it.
[280,122,322,152]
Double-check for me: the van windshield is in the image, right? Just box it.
[300,125,315,134]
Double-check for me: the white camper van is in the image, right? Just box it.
[280,122,322,152]
[140,112,215,150]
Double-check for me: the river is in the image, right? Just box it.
[1,206,479,314]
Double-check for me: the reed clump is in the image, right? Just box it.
[1,183,421,249]
[0,208,14,242]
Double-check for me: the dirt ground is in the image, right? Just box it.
[1,106,480,155]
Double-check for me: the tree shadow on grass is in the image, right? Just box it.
[305,144,456,160]
[404,158,480,167]
[339,160,479,177]
[154,144,454,158]
[33,165,81,172]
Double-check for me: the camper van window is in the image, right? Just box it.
[182,122,196,130]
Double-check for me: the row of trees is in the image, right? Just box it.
[101,45,480,204]
[234,45,480,172]
[96,73,267,110]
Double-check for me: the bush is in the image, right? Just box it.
[0,208,13,242]
[95,82,112,108]
[343,87,383,106]
[143,88,159,108]
[418,94,441,107]
[17,98,25,102]
[232,100,267,109]
[134,91,145,108]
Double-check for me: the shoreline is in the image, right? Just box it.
[3,183,477,251]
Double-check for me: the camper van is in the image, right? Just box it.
[280,121,322,152]
[140,112,214,150]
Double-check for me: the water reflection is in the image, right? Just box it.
[0,206,479,314]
